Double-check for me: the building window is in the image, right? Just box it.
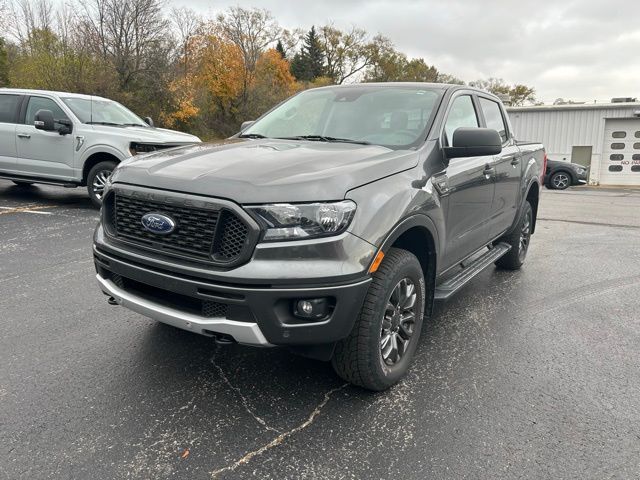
[612,131,627,138]
[634,143,640,149]
[608,165,623,172]
[636,131,640,138]
[632,166,640,172]
[610,154,624,160]
[611,143,625,150]
[633,154,640,161]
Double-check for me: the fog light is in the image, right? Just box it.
[293,298,330,320]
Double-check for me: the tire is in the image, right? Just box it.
[549,171,571,190]
[12,180,34,186]
[87,160,116,208]
[495,200,533,270]
[332,248,426,391]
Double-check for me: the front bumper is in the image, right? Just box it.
[94,225,374,346]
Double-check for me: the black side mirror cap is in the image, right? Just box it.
[144,116,154,127]
[34,109,56,131]
[240,120,255,132]
[444,127,502,159]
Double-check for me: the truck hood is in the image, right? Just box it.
[110,139,418,203]
[88,124,201,144]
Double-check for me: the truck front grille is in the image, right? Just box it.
[104,191,251,265]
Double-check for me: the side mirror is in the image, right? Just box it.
[144,116,154,127]
[240,120,255,132]
[34,109,56,132]
[58,118,73,135]
[444,127,502,159]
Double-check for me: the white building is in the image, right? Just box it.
[507,101,640,186]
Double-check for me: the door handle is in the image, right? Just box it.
[17,133,31,139]
[483,166,495,177]
[510,157,520,166]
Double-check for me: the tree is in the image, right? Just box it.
[509,84,536,106]
[275,40,285,59]
[78,0,172,91]
[318,25,382,84]
[216,7,280,75]
[290,26,324,82]
[171,6,203,76]
[470,77,510,96]
[248,48,297,117]
[0,38,8,87]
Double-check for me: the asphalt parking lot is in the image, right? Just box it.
[1,181,639,480]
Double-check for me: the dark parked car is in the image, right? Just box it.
[94,83,545,390]
[545,158,588,189]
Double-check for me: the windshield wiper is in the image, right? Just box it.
[86,121,123,127]
[239,133,268,139]
[121,123,147,127]
[277,135,370,145]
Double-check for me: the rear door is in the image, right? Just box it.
[441,93,496,269]
[478,96,522,239]
[0,94,22,173]
[15,95,76,179]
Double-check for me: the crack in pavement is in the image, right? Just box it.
[538,217,640,230]
[210,383,348,479]
[210,351,281,434]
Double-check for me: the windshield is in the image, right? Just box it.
[243,86,442,149]
[61,97,147,127]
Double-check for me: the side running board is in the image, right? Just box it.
[434,242,511,301]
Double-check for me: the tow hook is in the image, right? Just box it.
[214,335,235,346]
[107,296,118,306]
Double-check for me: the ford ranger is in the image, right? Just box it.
[93,83,545,390]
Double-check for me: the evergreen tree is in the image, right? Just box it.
[275,40,286,59]
[0,38,8,87]
[290,26,325,81]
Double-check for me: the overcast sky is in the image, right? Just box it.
[171,0,640,104]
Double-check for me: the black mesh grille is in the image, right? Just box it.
[202,300,229,318]
[214,212,249,261]
[108,193,250,263]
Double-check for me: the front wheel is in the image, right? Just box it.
[549,171,571,190]
[87,161,116,208]
[495,201,533,270]
[332,248,426,391]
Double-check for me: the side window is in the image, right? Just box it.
[479,98,508,143]
[25,97,70,129]
[0,94,21,124]
[444,95,478,145]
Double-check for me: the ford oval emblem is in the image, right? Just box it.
[141,212,176,235]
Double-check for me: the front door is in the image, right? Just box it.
[441,94,495,270]
[15,95,75,179]
[478,96,521,239]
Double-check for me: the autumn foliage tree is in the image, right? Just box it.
[1,1,536,140]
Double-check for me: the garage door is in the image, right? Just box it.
[600,118,640,186]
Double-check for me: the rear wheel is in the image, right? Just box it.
[495,201,533,270]
[12,180,34,186]
[549,171,571,190]
[87,161,116,208]
[332,248,426,391]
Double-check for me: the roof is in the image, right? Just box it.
[507,102,640,113]
[0,88,109,101]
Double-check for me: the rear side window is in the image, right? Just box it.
[444,95,479,145]
[0,94,21,124]
[25,97,70,129]
[479,98,508,143]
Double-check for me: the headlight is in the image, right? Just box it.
[576,168,585,174]
[129,142,158,155]
[247,201,356,241]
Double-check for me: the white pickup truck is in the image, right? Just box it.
[0,89,201,206]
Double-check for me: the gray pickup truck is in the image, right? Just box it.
[94,83,545,390]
